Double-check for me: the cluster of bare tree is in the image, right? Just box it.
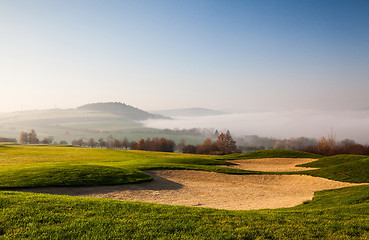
[235,135,317,152]
[161,128,219,138]
[178,132,239,155]
[0,137,17,143]
[136,138,176,152]
[18,129,369,156]
[19,130,59,145]
[299,136,369,156]
[19,130,39,144]
[70,132,236,155]
[40,136,54,144]
[272,137,318,150]
[71,136,176,152]
[72,136,131,149]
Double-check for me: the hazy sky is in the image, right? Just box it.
[1,0,369,112]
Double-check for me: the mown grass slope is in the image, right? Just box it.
[0,145,261,188]
[298,154,369,183]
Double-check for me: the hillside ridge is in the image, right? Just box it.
[77,102,170,121]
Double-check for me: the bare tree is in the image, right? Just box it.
[41,136,54,144]
[28,130,39,144]
[122,137,129,149]
[216,133,237,155]
[273,140,285,149]
[19,131,28,145]
[72,138,84,146]
[88,138,97,148]
[177,139,186,152]
[98,138,106,148]
[113,139,122,149]
[106,135,114,149]
[317,136,335,156]
[129,140,138,150]
[182,144,197,154]
[196,138,217,154]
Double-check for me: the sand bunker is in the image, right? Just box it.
[224,158,319,172]
[19,169,362,210]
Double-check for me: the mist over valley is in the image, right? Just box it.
[143,109,369,145]
[1,102,368,146]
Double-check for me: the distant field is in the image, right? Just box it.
[0,146,368,239]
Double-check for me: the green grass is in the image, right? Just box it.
[0,165,151,188]
[1,146,369,239]
[0,145,259,188]
[297,155,369,183]
[0,185,368,239]
[297,154,369,168]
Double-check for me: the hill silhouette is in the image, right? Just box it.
[77,102,169,121]
[0,102,171,143]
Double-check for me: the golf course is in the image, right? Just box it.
[0,145,368,239]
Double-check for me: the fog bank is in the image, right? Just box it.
[142,110,369,144]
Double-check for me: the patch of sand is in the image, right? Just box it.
[19,169,363,210]
[224,158,319,172]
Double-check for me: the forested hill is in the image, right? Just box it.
[77,102,170,121]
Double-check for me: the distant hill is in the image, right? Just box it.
[0,102,171,143]
[77,102,170,121]
[154,108,227,117]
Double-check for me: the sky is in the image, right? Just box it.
[1,0,369,113]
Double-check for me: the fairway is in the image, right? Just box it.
[14,156,364,211]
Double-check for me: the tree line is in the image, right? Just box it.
[178,132,239,155]
[0,137,17,143]
[16,129,369,156]
[17,129,239,155]
[72,132,238,155]
[19,130,57,145]
[298,135,369,156]
[72,136,176,152]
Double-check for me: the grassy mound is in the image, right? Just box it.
[218,149,322,160]
[0,165,151,188]
[300,158,369,183]
[0,145,259,188]
[297,154,369,168]
[296,154,369,183]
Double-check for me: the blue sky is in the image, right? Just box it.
[1,0,368,112]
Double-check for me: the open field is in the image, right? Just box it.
[1,146,369,239]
